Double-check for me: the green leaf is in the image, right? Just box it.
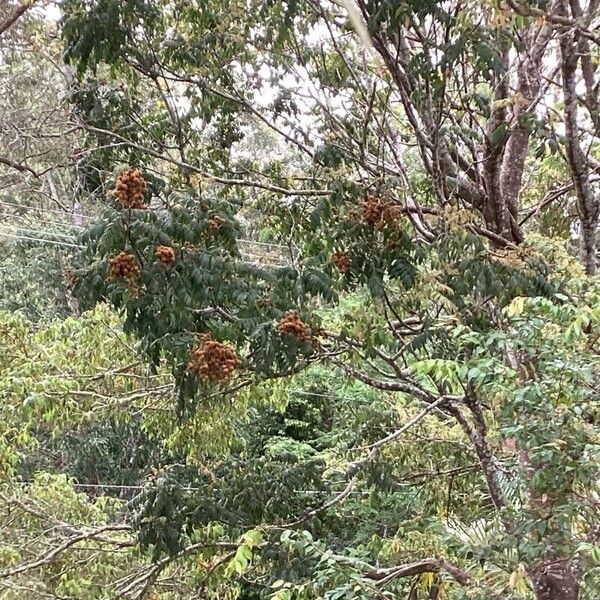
[491,122,509,145]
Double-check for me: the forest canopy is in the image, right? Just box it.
[0,1,599,599]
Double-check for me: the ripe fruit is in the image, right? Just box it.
[361,195,402,228]
[65,268,79,288]
[362,195,384,226]
[127,280,141,299]
[277,310,311,343]
[108,252,140,281]
[381,202,403,225]
[188,334,240,384]
[207,215,227,232]
[155,245,176,268]
[332,251,351,274]
[143,587,160,600]
[111,168,148,209]
[256,293,273,309]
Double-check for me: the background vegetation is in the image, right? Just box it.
[0,1,599,599]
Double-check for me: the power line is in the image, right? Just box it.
[0,233,289,268]
[238,239,289,249]
[0,202,289,249]
[13,480,370,495]
[239,252,287,267]
[1,213,85,231]
[0,200,95,221]
[0,232,83,249]
[1,224,289,262]
[0,224,80,241]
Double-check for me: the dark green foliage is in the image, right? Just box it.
[0,241,75,322]
[17,417,165,497]
[73,193,331,411]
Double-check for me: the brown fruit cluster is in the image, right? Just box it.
[208,215,227,232]
[112,168,148,209]
[127,281,141,298]
[65,268,79,288]
[362,195,384,226]
[332,251,351,274]
[143,588,160,600]
[381,202,403,225]
[188,334,240,383]
[108,252,140,281]
[155,245,176,268]
[362,195,403,228]
[277,310,311,343]
[256,293,273,309]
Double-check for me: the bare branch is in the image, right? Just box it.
[0,525,132,578]
[0,1,36,37]
[82,125,330,197]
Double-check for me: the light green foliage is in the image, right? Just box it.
[0,473,136,599]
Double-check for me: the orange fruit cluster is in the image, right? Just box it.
[155,245,176,268]
[332,251,351,274]
[362,195,384,226]
[108,252,140,281]
[188,333,240,383]
[362,195,403,228]
[381,203,403,224]
[207,215,227,232]
[277,310,311,343]
[112,168,148,209]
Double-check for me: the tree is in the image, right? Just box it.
[0,6,81,214]
[0,1,38,38]
[59,0,600,258]
[0,5,114,321]
[1,1,600,599]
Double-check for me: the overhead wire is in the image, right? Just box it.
[0,200,95,221]
[0,202,290,249]
[12,480,371,495]
[0,224,82,241]
[0,213,86,231]
[0,232,84,249]
[0,232,290,268]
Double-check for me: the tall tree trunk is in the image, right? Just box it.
[483,56,510,241]
[500,17,554,244]
[559,0,599,275]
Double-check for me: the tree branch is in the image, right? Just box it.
[82,125,330,197]
[0,525,131,578]
[364,557,471,587]
[0,1,36,37]
[506,0,600,45]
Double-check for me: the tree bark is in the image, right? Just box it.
[0,1,36,37]
[559,0,599,275]
[500,17,554,243]
[532,562,579,600]
[483,49,511,241]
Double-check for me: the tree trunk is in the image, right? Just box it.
[559,0,599,275]
[532,562,579,600]
[500,18,553,244]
